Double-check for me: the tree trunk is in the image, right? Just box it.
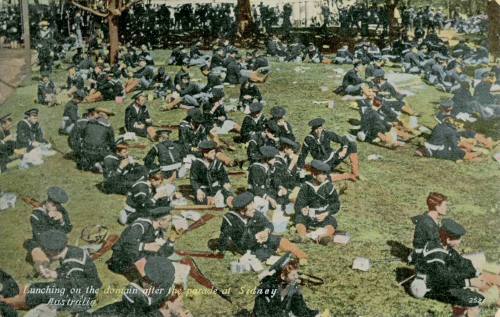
[387,0,400,40]
[21,0,31,78]
[237,0,252,36]
[108,15,119,64]
[488,0,500,61]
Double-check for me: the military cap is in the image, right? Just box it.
[279,137,300,151]
[441,218,466,239]
[249,102,263,113]
[308,118,325,129]
[74,89,86,100]
[144,256,175,289]
[47,186,69,204]
[270,106,286,119]
[268,252,293,275]
[0,113,12,123]
[39,230,67,253]
[373,69,385,78]
[233,192,254,209]
[149,206,171,219]
[132,90,145,100]
[95,108,115,116]
[190,110,204,124]
[440,100,454,109]
[198,140,217,151]
[24,108,39,116]
[156,129,172,136]
[259,145,279,159]
[311,160,330,173]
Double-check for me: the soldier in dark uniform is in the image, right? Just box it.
[298,118,360,182]
[65,64,85,94]
[80,108,115,172]
[107,206,174,279]
[179,109,210,154]
[37,73,57,106]
[125,92,156,140]
[293,160,339,245]
[473,72,500,118]
[276,137,301,193]
[24,187,72,272]
[268,106,295,140]
[247,146,280,212]
[0,114,16,173]
[411,219,485,317]
[240,101,267,143]
[201,87,240,135]
[154,66,174,100]
[120,172,172,225]
[60,90,85,135]
[0,269,19,317]
[247,121,279,163]
[90,256,185,317]
[144,129,186,180]
[409,192,448,266]
[102,143,147,195]
[190,140,234,206]
[337,62,365,95]
[239,79,262,111]
[253,253,319,317]
[68,108,97,168]
[210,191,307,263]
[2,230,102,314]
[16,109,48,152]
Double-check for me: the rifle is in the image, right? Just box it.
[184,214,215,233]
[152,124,179,130]
[228,171,246,176]
[176,250,224,259]
[298,272,324,286]
[91,234,120,260]
[22,196,42,208]
[128,144,147,149]
[49,137,66,155]
[180,257,232,303]
[173,205,225,211]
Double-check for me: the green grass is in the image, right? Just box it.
[0,51,499,316]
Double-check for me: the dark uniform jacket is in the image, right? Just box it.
[16,119,47,150]
[25,205,72,252]
[125,104,152,137]
[103,154,146,195]
[26,246,102,313]
[68,117,91,155]
[62,100,79,130]
[247,133,277,163]
[248,162,273,198]
[81,118,115,158]
[37,80,56,104]
[144,141,185,175]
[267,118,295,140]
[294,179,340,226]
[426,122,464,161]
[190,158,231,199]
[219,211,274,254]
[0,270,19,317]
[342,69,363,88]
[474,81,496,105]
[298,131,355,169]
[253,276,318,317]
[66,74,85,91]
[416,240,483,307]
[410,213,440,265]
[360,107,392,142]
[108,217,173,275]
[240,114,267,143]
[125,180,170,221]
[178,121,209,153]
[240,83,262,105]
[0,128,15,171]
[226,60,242,84]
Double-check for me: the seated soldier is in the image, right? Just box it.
[125,91,156,140]
[334,45,354,64]
[91,256,190,317]
[276,137,301,197]
[253,254,320,317]
[268,106,295,140]
[144,129,186,180]
[248,146,280,214]
[293,160,340,245]
[2,230,102,315]
[37,72,57,106]
[240,101,267,143]
[16,108,49,153]
[210,192,307,263]
[120,172,172,225]
[80,108,115,172]
[298,118,360,182]
[415,116,483,162]
[161,73,203,111]
[154,66,174,100]
[370,69,417,116]
[239,79,263,112]
[190,140,234,206]
[60,89,85,135]
[409,192,448,265]
[102,143,147,195]
[65,64,85,96]
[411,219,492,317]
[68,108,97,169]
[124,58,155,94]
[473,72,500,119]
[0,113,18,173]
[108,207,175,280]
[247,121,280,163]
[202,87,240,135]
[337,62,364,95]
[304,42,331,64]
[24,187,72,275]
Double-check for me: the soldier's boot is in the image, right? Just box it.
[475,133,493,149]
[331,172,357,182]
[161,97,182,111]
[349,153,360,180]
[215,152,235,167]
[278,238,307,260]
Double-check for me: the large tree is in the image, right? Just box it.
[70,0,142,64]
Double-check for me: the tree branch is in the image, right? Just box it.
[120,0,143,13]
[70,1,108,18]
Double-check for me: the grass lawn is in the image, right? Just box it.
[0,50,498,317]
